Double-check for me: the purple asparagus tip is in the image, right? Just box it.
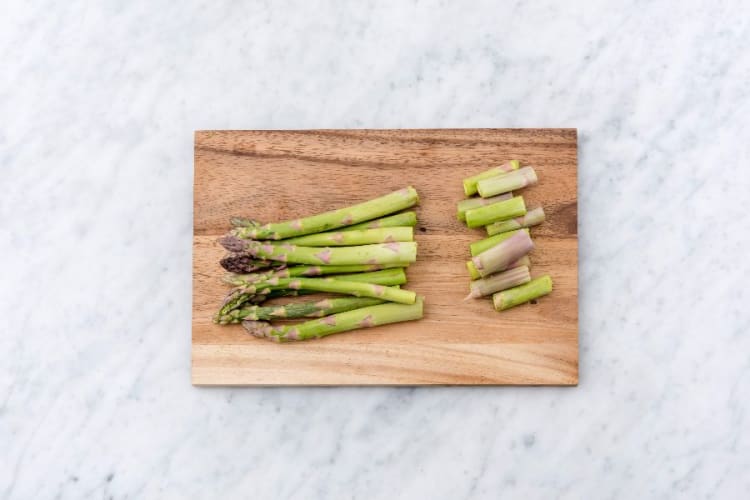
[218,234,248,252]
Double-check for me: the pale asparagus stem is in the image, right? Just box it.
[216,297,385,324]
[226,268,407,288]
[471,230,534,278]
[470,228,530,256]
[466,255,530,280]
[243,297,424,342]
[224,263,407,285]
[486,207,546,236]
[465,196,527,229]
[233,187,419,240]
[335,211,417,230]
[218,236,418,266]
[464,265,531,300]
[477,166,539,198]
[280,227,413,247]
[493,275,553,311]
[456,193,513,222]
[462,161,520,196]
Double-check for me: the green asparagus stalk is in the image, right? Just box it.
[219,236,418,266]
[456,193,513,222]
[221,276,416,316]
[469,228,530,256]
[486,207,546,236]
[336,211,417,230]
[224,263,407,285]
[465,265,531,300]
[462,161,520,196]
[477,166,538,198]
[226,268,407,288]
[280,227,413,247]
[216,297,385,324]
[470,230,534,278]
[465,196,527,229]
[232,187,419,240]
[466,255,530,280]
[493,275,552,311]
[243,297,424,342]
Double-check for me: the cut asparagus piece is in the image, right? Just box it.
[243,297,424,342]
[462,161,520,196]
[465,196,527,229]
[216,297,385,324]
[456,193,513,222]
[232,187,419,240]
[226,268,407,288]
[466,255,530,280]
[465,265,531,300]
[477,166,538,198]
[281,227,413,247]
[219,236,418,266]
[471,230,534,278]
[493,275,552,311]
[338,211,417,230]
[470,228,529,256]
[486,207,546,236]
[224,263,407,285]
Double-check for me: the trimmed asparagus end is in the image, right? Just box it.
[486,206,546,236]
[465,196,527,229]
[477,166,539,198]
[473,230,534,278]
[467,265,531,299]
[462,161,520,196]
[470,228,530,257]
[493,275,553,311]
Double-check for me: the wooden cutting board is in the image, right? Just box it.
[193,129,578,385]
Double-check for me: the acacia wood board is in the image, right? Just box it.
[193,129,578,385]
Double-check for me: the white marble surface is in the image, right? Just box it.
[2,0,749,498]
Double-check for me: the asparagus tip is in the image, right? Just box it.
[218,234,247,252]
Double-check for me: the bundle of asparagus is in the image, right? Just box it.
[213,188,424,341]
[458,162,553,310]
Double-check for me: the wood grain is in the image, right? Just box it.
[193,129,578,385]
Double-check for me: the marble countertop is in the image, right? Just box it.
[2,1,749,498]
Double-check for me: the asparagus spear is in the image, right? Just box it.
[221,276,417,316]
[220,253,280,273]
[470,230,534,278]
[464,265,531,300]
[462,161,520,196]
[336,211,417,230]
[232,187,419,240]
[456,193,512,222]
[219,236,418,266]
[477,166,538,198]
[280,227,413,247]
[493,275,552,311]
[243,297,424,342]
[216,297,385,324]
[469,228,530,256]
[226,268,407,288]
[465,196,527,229]
[466,255,530,280]
[486,207,546,236]
[224,263,407,285]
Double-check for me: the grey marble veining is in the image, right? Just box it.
[2,0,749,498]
